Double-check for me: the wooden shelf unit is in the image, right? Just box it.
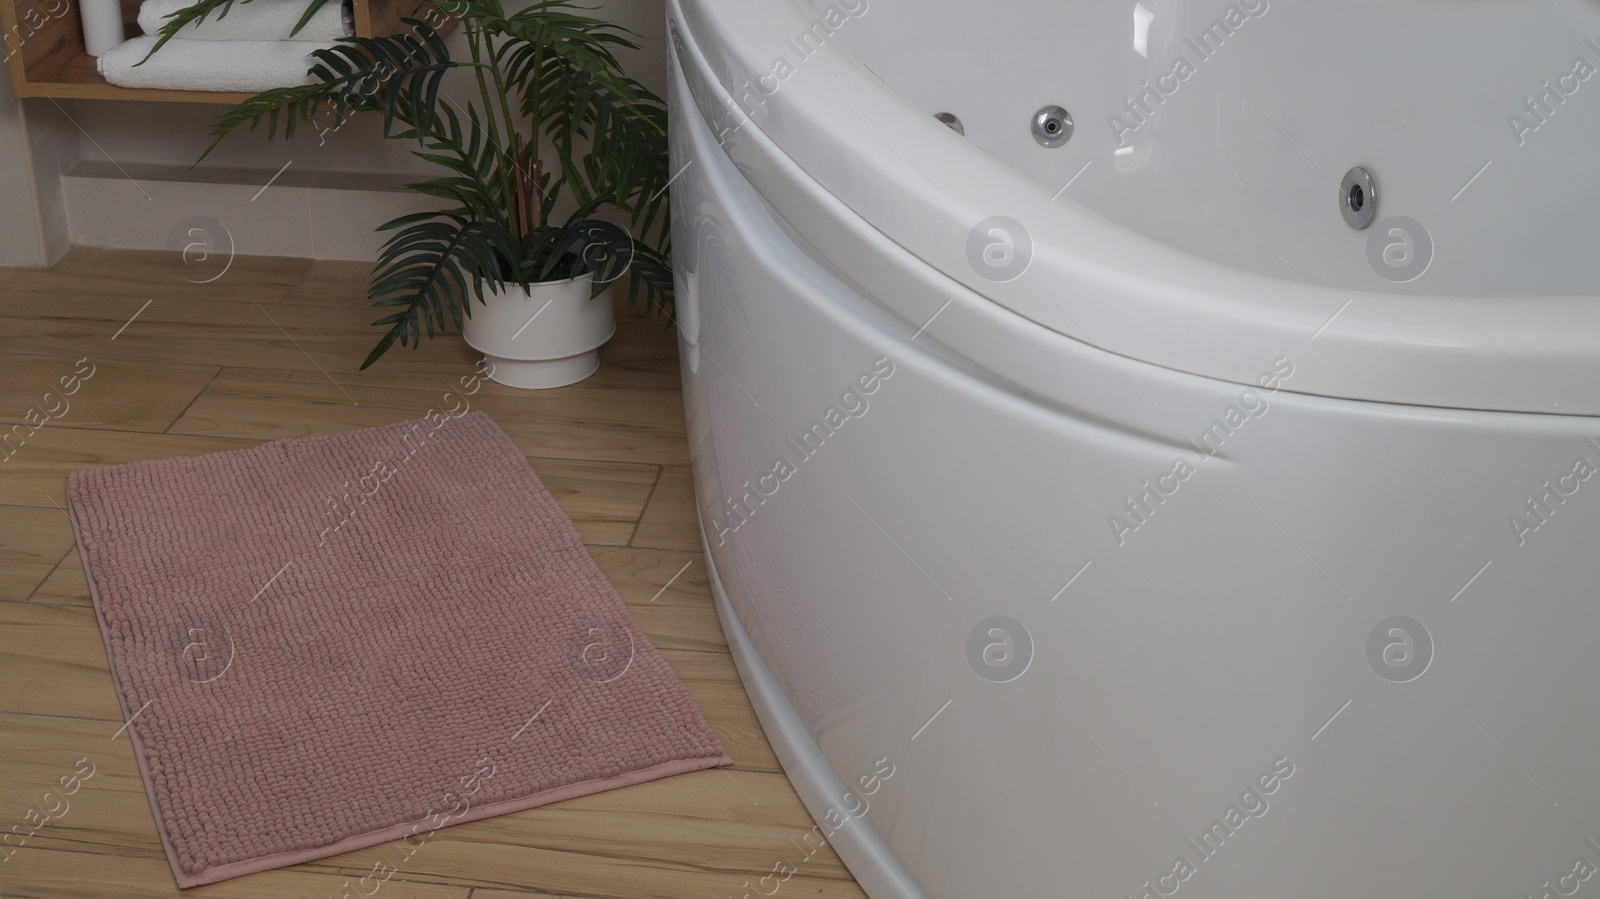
[0,0,431,103]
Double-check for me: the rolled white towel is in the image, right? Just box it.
[98,35,334,92]
[137,0,351,42]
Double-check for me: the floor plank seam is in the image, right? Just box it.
[0,708,123,726]
[0,597,89,610]
[626,465,666,548]
[282,257,320,295]
[3,844,168,865]
[20,543,75,603]
[7,842,491,892]
[160,364,227,434]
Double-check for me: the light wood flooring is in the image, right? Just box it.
[0,247,867,899]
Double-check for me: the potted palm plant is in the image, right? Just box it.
[177,0,673,386]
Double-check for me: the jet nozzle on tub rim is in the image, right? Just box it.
[1341,166,1378,229]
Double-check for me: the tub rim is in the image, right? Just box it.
[671,0,1600,417]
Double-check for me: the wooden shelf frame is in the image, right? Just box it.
[0,0,439,103]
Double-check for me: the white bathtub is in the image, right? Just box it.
[667,2,1600,896]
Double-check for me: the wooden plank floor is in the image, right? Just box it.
[0,248,867,899]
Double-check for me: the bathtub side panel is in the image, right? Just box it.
[672,31,1600,899]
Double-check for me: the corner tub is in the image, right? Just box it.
[666,2,1600,897]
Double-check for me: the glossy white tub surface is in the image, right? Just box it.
[667,2,1600,897]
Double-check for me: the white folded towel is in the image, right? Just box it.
[137,0,351,42]
[98,35,333,92]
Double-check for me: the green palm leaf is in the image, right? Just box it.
[362,213,519,369]
[202,19,457,159]
[197,0,676,367]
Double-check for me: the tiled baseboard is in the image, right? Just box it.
[62,161,440,261]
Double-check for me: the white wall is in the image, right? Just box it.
[0,56,71,265]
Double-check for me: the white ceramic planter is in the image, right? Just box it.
[461,274,616,389]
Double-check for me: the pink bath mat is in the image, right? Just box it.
[67,411,731,888]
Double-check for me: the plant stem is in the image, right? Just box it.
[529,37,546,229]
[466,26,519,245]
[482,31,535,234]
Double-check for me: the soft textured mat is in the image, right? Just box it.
[67,411,730,888]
